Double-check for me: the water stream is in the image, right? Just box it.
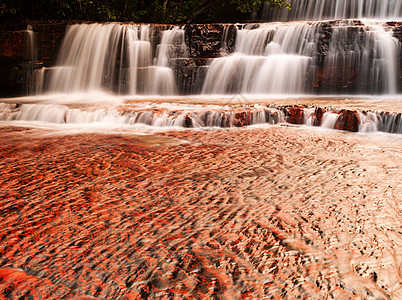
[5,0,402,134]
[263,0,402,21]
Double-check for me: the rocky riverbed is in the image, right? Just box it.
[0,125,401,299]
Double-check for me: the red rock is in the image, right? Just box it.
[334,110,361,132]
[70,296,101,300]
[313,107,326,127]
[286,106,305,125]
[233,110,252,127]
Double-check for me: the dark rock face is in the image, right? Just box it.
[220,24,237,55]
[388,21,402,43]
[316,23,333,67]
[313,107,326,127]
[185,24,225,59]
[176,24,236,94]
[174,58,210,95]
[313,20,402,94]
[0,31,26,96]
[0,23,67,96]
[389,22,402,85]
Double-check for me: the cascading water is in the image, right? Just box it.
[148,27,187,95]
[263,0,402,21]
[202,23,319,95]
[320,20,400,94]
[41,23,185,96]
[202,19,401,95]
[28,1,401,98]
[2,0,402,135]
[202,0,402,96]
[24,25,43,95]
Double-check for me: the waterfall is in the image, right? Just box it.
[24,25,42,95]
[263,0,402,21]
[321,20,400,94]
[202,23,319,95]
[2,102,401,134]
[42,23,185,96]
[22,11,400,97]
[148,27,187,95]
[0,103,285,129]
[202,20,400,95]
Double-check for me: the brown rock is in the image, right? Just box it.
[334,110,361,132]
[313,107,326,127]
[233,110,252,127]
[286,106,305,125]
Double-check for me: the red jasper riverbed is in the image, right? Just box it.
[0,126,401,299]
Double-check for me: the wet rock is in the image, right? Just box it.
[1,127,402,298]
[183,113,193,128]
[313,107,326,127]
[334,110,360,132]
[378,111,402,134]
[185,24,225,58]
[387,22,402,43]
[233,111,252,127]
[174,58,210,95]
[220,24,237,55]
[284,106,305,125]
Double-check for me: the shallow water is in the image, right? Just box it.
[1,94,402,136]
[0,125,401,299]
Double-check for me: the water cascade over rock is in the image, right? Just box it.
[263,0,402,21]
[14,2,400,97]
[317,20,400,94]
[42,23,185,95]
[1,0,401,135]
[202,20,401,95]
[1,102,401,134]
[202,23,319,94]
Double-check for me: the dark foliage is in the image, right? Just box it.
[1,0,289,23]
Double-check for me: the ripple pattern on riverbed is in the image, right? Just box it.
[0,127,401,299]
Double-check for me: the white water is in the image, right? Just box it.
[148,27,186,95]
[202,20,400,95]
[321,112,341,128]
[25,18,400,97]
[202,23,319,94]
[24,26,43,95]
[0,102,285,130]
[11,2,402,136]
[323,20,400,94]
[42,24,184,96]
[263,0,402,21]
[1,100,401,134]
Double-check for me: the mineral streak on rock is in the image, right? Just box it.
[0,127,401,299]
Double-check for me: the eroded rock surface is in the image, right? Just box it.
[0,127,401,299]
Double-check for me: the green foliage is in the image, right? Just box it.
[1,0,290,23]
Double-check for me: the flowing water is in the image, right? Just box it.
[42,24,185,96]
[26,8,401,98]
[15,11,400,134]
[263,0,402,21]
[204,20,401,95]
[1,2,402,299]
